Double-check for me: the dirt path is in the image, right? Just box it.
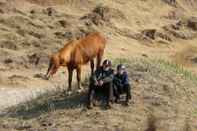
[0,66,91,114]
[0,85,54,114]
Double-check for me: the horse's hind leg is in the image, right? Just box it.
[76,66,83,93]
[96,50,104,70]
[67,67,73,94]
[90,59,94,74]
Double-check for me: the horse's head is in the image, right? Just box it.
[45,54,60,80]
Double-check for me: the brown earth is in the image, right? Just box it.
[1,59,197,131]
[0,0,197,130]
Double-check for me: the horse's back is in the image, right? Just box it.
[81,32,106,47]
[69,32,105,65]
[79,32,106,53]
[57,32,106,66]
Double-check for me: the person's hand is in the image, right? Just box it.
[94,81,98,86]
[98,80,103,86]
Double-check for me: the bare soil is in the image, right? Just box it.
[0,0,197,130]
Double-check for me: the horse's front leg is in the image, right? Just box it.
[90,59,94,75]
[76,66,83,93]
[67,67,73,94]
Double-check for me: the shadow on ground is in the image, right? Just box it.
[6,90,88,120]
[5,87,113,120]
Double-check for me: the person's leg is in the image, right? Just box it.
[87,83,96,109]
[113,84,120,103]
[103,82,113,108]
[124,84,131,104]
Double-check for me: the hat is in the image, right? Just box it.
[117,64,126,70]
[102,59,112,67]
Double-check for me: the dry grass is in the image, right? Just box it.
[0,58,196,130]
[0,0,197,130]
[113,57,197,85]
[173,45,197,66]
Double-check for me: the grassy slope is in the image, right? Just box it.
[0,0,197,130]
[0,58,197,131]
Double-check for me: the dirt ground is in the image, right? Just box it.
[0,59,197,131]
[0,0,197,130]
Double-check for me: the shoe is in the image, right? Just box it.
[124,101,129,106]
[114,98,119,103]
[128,95,131,100]
[106,102,112,109]
[87,104,93,109]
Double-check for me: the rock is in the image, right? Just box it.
[0,8,4,14]
[27,52,49,67]
[4,58,13,64]
[0,40,18,50]
[156,32,172,42]
[63,31,74,40]
[54,31,65,39]
[163,23,196,40]
[30,9,35,14]
[62,27,93,40]
[93,6,111,22]
[80,5,125,26]
[142,29,157,40]
[58,20,69,28]
[191,57,197,64]
[162,0,177,7]
[28,31,44,39]
[81,12,103,26]
[43,7,57,16]
[187,17,197,31]
[142,54,148,58]
[172,30,194,39]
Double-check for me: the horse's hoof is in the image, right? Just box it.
[87,104,93,109]
[44,75,49,80]
[124,101,130,106]
[106,104,112,110]
[77,88,83,93]
[67,90,72,96]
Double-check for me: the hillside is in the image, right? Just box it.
[0,0,197,130]
[1,59,197,131]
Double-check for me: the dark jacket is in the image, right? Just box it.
[90,67,114,85]
[113,72,129,88]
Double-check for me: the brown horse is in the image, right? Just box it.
[46,32,106,93]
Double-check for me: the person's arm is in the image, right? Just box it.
[114,76,123,87]
[102,70,114,84]
[123,72,129,85]
[90,69,100,85]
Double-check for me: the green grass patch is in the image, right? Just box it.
[193,110,197,116]
[112,57,197,85]
[154,59,197,85]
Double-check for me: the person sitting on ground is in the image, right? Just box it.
[87,59,114,109]
[113,64,131,105]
